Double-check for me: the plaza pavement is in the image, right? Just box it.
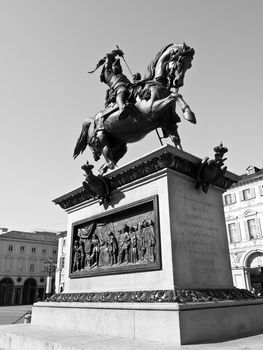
[0,305,32,325]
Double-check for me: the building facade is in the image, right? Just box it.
[224,166,263,295]
[0,229,58,305]
[55,231,67,293]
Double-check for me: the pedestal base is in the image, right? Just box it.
[31,298,263,346]
[44,145,254,347]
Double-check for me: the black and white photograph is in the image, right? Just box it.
[0,1,263,349]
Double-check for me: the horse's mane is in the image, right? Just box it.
[142,43,174,83]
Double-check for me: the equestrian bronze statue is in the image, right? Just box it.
[73,43,196,173]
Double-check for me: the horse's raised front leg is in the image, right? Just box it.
[151,93,177,115]
[157,93,183,149]
[175,94,196,124]
[153,92,196,124]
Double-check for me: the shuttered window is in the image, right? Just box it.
[224,193,236,205]
[247,219,257,239]
[242,188,256,200]
[228,223,241,243]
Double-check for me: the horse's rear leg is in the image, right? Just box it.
[98,144,117,174]
[171,135,183,150]
[162,124,183,150]
[99,161,115,175]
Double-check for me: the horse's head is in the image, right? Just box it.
[166,43,195,89]
[144,43,194,90]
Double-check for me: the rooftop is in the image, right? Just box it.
[0,230,58,243]
[231,166,263,188]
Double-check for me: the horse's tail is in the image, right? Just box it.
[73,120,91,159]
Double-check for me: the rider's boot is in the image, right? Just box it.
[116,92,130,120]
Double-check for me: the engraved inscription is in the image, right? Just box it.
[178,195,223,276]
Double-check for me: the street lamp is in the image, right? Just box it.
[44,258,56,298]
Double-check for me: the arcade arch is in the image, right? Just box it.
[0,277,14,305]
[244,251,263,295]
[22,278,37,305]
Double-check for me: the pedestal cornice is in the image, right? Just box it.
[54,145,239,210]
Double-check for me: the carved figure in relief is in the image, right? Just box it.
[130,227,138,263]
[90,234,100,267]
[139,238,146,261]
[84,238,93,267]
[73,43,196,174]
[137,221,147,261]
[119,224,131,263]
[72,240,81,271]
[148,220,156,262]
[78,241,85,270]
[107,232,118,266]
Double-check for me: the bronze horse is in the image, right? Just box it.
[73,43,196,173]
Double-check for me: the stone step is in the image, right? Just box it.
[1,324,263,350]
[1,324,174,350]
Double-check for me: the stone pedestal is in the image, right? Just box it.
[30,145,263,346]
[54,145,235,294]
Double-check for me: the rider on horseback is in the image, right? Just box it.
[85,49,134,166]
[74,43,196,174]
[90,49,132,119]
[102,52,131,113]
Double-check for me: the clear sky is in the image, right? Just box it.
[0,0,262,232]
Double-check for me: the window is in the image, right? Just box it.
[32,247,36,253]
[18,261,23,272]
[228,223,241,243]
[244,189,251,200]
[241,188,256,201]
[248,219,257,239]
[20,246,25,252]
[41,263,46,272]
[5,260,12,271]
[247,167,256,175]
[224,193,236,205]
[42,249,47,254]
[29,264,34,272]
[8,245,13,252]
[53,250,57,255]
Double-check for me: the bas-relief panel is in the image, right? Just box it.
[70,196,161,278]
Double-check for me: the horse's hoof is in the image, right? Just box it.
[170,136,182,150]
